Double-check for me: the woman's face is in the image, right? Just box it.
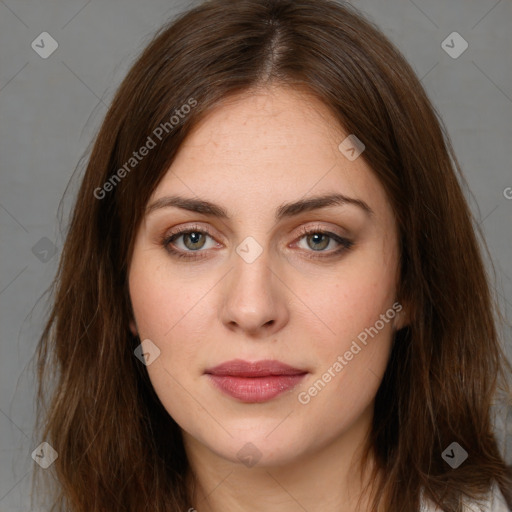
[128,86,403,467]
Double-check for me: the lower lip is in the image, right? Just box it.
[207,374,306,403]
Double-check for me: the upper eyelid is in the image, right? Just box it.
[164,222,345,237]
[164,224,218,241]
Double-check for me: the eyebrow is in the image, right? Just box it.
[145,193,373,220]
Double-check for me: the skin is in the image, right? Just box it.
[128,86,406,512]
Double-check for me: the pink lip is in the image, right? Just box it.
[205,359,307,403]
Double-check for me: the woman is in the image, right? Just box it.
[34,0,511,510]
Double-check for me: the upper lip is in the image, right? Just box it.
[205,359,307,377]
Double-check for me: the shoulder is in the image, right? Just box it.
[420,482,510,512]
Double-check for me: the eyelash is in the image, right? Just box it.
[161,224,354,261]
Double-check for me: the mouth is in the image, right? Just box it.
[205,359,308,403]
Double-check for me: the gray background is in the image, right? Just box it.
[0,0,511,510]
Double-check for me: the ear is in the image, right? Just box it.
[129,319,138,337]
[392,299,410,331]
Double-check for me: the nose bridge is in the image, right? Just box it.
[220,239,287,334]
[234,246,272,296]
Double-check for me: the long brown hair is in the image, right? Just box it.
[33,0,512,510]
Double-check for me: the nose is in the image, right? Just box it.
[220,248,289,337]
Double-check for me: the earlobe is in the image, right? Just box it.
[129,319,138,337]
[393,311,405,330]
[392,300,410,331]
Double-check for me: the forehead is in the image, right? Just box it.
[175,86,342,167]
[149,86,391,223]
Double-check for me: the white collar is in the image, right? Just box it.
[419,482,509,511]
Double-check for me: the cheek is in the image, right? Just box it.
[303,253,398,345]
[128,253,221,373]
[129,252,206,336]
[293,249,399,410]
[128,256,213,422]
[296,274,396,417]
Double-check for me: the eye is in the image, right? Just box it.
[161,224,354,261]
[161,225,219,260]
[293,226,353,259]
